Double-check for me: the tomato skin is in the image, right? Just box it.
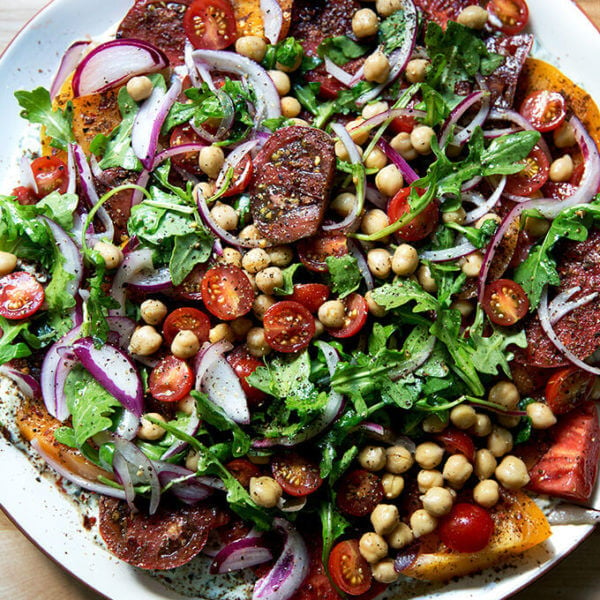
[11,185,40,205]
[482,279,529,327]
[326,293,368,339]
[435,428,475,462]
[297,233,348,272]
[162,307,210,345]
[336,469,384,517]
[183,0,237,50]
[544,366,595,415]
[263,300,315,353]
[519,91,566,132]
[486,0,529,35]
[504,145,549,197]
[271,453,323,497]
[0,272,45,320]
[328,539,372,596]
[168,124,204,174]
[438,503,495,553]
[287,283,330,314]
[387,188,439,242]
[226,345,267,405]
[30,156,69,197]
[221,155,253,197]
[173,264,208,301]
[149,355,194,402]
[225,458,261,488]
[201,265,255,320]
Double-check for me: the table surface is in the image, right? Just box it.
[1,0,600,599]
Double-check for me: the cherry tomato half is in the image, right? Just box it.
[482,279,530,327]
[287,283,330,314]
[183,0,237,50]
[226,345,267,406]
[328,539,372,596]
[297,233,348,272]
[336,469,384,517]
[271,453,323,497]
[519,91,567,132]
[173,264,208,301]
[221,155,253,197]
[226,458,261,488]
[326,293,368,339]
[435,428,475,462]
[263,300,315,353]
[504,146,549,196]
[149,355,194,402]
[201,265,254,320]
[486,0,529,35]
[545,366,595,415]
[438,503,495,553]
[0,272,45,320]
[387,188,439,242]
[169,124,204,174]
[162,307,211,345]
[30,156,69,197]
[11,185,39,205]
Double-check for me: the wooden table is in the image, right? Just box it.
[1,1,599,598]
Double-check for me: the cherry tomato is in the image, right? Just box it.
[226,345,267,406]
[183,0,237,50]
[168,124,204,173]
[30,156,69,197]
[201,265,254,320]
[326,293,368,339]
[263,300,315,353]
[504,145,549,197]
[173,264,209,301]
[387,188,439,242]
[162,307,210,345]
[225,458,261,488]
[389,113,417,135]
[149,355,194,402]
[297,233,348,272]
[328,539,372,596]
[287,283,330,314]
[271,453,323,497]
[486,0,529,35]
[438,503,495,553]
[0,272,45,320]
[435,428,475,462]
[519,91,567,132]
[221,155,253,197]
[482,279,530,327]
[11,185,39,205]
[545,366,595,415]
[336,469,384,517]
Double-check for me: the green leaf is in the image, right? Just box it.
[481,130,541,175]
[0,316,32,365]
[326,254,362,298]
[35,191,78,230]
[318,36,369,66]
[371,279,439,312]
[273,262,301,295]
[379,7,418,54]
[320,500,350,566]
[169,231,213,286]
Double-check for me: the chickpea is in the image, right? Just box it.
[391,244,419,276]
[359,532,388,563]
[390,131,418,160]
[421,486,454,517]
[126,75,153,102]
[210,202,238,231]
[253,294,275,320]
[371,504,400,536]
[375,0,402,17]
[471,413,493,437]
[451,299,474,317]
[422,414,447,433]
[359,445,387,471]
[199,145,225,179]
[487,425,513,458]
[495,455,530,490]
[450,404,477,430]
[177,394,196,416]
[410,509,438,537]
[524,216,550,238]
[346,118,370,145]
[457,5,489,28]
[129,325,162,356]
[249,476,282,508]
[255,266,284,295]
[386,445,414,474]
[526,402,557,429]
[488,381,520,410]
[364,51,391,84]
[442,454,473,489]
[314,318,325,338]
[417,469,444,492]
[414,442,444,470]
[242,248,271,273]
[140,299,167,326]
[386,522,414,549]
[93,241,123,270]
[474,448,497,480]
[318,300,346,329]
[268,70,291,96]
[405,58,429,83]
[475,212,502,229]
[364,147,388,171]
[352,8,379,37]
[417,264,438,293]
[239,224,262,242]
[549,154,574,182]
[185,449,199,471]
[460,252,484,277]
[362,101,389,120]
[382,473,405,499]
[137,413,166,441]
[334,140,352,161]
[473,479,500,508]
[361,209,390,236]
[498,414,521,429]
[219,247,242,268]
[330,192,356,217]
[280,96,302,118]
[196,181,215,199]
[246,327,270,357]
[235,35,267,62]
[553,121,576,148]
[410,126,435,155]
[209,322,234,344]
[375,164,404,197]
[365,290,387,317]
[268,245,293,267]
[442,207,466,225]
[171,330,200,359]
[0,251,17,276]
[367,248,392,278]
[231,317,253,338]
[372,558,399,584]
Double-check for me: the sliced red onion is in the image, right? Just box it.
[464,176,506,224]
[71,337,144,417]
[50,40,90,98]
[389,334,436,381]
[461,175,482,191]
[211,534,273,574]
[546,504,600,525]
[132,75,183,169]
[365,184,388,210]
[106,316,137,352]
[195,340,232,385]
[253,518,309,600]
[0,365,41,399]
[483,126,517,139]
[19,156,38,194]
[549,286,598,325]
[260,0,284,43]
[131,169,151,207]
[184,40,203,89]
[72,38,168,97]
[215,139,259,192]
[152,142,207,170]
[348,239,374,289]
[277,496,307,513]
[30,438,126,500]
[394,540,420,572]
[128,266,173,293]
[161,408,201,460]
[155,462,214,504]
[110,248,154,316]
[324,57,353,86]
[439,90,489,147]
[66,144,78,195]
[89,154,104,180]
[377,137,419,184]
[190,89,235,143]
[360,107,427,134]
[419,241,477,262]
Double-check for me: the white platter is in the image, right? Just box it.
[0,1,598,599]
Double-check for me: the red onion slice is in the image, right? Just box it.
[72,38,168,97]
[152,142,207,169]
[0,365,41,399]
[260,0,284,43]
[50,40,90,99]
[110,248,155,316]
[439,90,489,147]
[105,316,137,352]
[215,139,259,192]
[377,137,419,184]
[211,534,273,574]
[548,286,598,325]
[161,409,201,459]
[419,241,477,262]
[128,266,173,293]
[131,170,151,207]
[155,462,214,504]
[365,184,388,210]
[184,40,203,89]
[114,409,140,442]
[324,57,354,86]
[464,176,506,224]
[19,156,38,194]
[348,239,374,290]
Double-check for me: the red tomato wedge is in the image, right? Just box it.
[0,272,45,320]
[481,279,529,326]
[544,366,595,415]
[519,90,566,132]
[336,469,384,517]
[328,539,372,596]
[486,0,529,35]
[438,503,495,553]
[271,453,323,497]
[162,307,211,345]
[149,355,194,402]
[287,283,330,314]
[263,300,315,353]
[226,345,267,406]
[435,428,475,462]
[169,124,204,174]
[221,154,253,197]
[11,185,39,205]
[297,232,348,272]
[387,188,439,242]
[504,145,549,196]
[183,0,238,50]
[30,156,69,197]
[201,265,254,320]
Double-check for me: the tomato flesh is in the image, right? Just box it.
[387,188,439,242]
[271,453,323,497]
[504,145,550,196]
[226,345,267,406]
[336,469,384,517]
[221,155,253,197]
[169,124,204,174]
[0,272,45,320]
[544,366,595,415]
[263,300,315,353]
[328,539,372,596]
[226,458,261,488]
[435,428,475,462]
[326,293,368,339]
[12,185,39,205]
[149,355,194,402]
[519,90,567,132]
[287,283,330,314]
[486,0,529,35]
[482,279,529,326]
[30,156,69,197]
[297,233,348,272]
[201,265,254,320]
[438,503,495,553]
[162,307,210,345]
[183,0,237,50]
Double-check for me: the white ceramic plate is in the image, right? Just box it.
[0,1,599,599]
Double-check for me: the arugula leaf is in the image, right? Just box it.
[0,317,33,364]
[379,7,419,54]
[169,231,213,286]
[273,262,301,295]
[35,191,78,230]
[326,254,362,298]
[371,279,438,312]
[318,36,369,66]
[320,500,350,565]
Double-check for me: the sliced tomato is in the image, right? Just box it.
[11,185,39,205]
[225,458,261,488]
[481,279,529,327]
[173,264,208,301]
[169,124,204,174]
[201,265,254,320]
[544,366,595,415]
[30,156,69,197]
[328,539,372,596]
[297,232,348,272]
[486,0,529,35]
[326,293,368,339]
[226,345,267,406]
[0,272,45,320]
[389,113,417,135]
[162,307,211,345]
[504,145,549,196]
[287,283,330,314]
[183,0,237,50]
[519,90,566,132]
[263,300,315,353]
[438,503,495,553]
[271,453,323,497]
[435,428,475,462]
[222,155,253,197]
[508,230,535,269]
[149,355,194,402]
[387,188,439,242]
[336,469,384,517]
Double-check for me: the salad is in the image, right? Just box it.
[1,0,599,598]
